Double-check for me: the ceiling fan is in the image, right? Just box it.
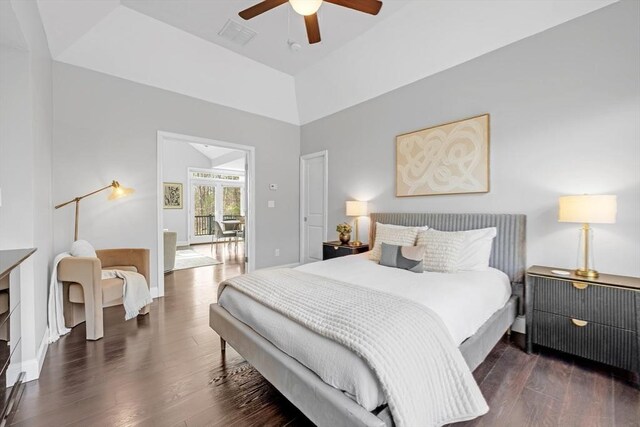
[238,0,383,45]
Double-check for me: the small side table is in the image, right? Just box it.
[322,241,369,261]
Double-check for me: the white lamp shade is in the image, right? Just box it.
[558,195,617,224]
[289,0,322,16]
[346,200,368,217]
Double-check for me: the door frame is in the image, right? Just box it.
[299,150,328,264]
[157,131,256,297]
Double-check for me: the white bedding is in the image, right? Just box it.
[217,253,511,412]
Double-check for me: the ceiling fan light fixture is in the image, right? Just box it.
[289,0,322,16]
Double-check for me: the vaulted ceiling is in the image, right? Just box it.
[36,0,617,125]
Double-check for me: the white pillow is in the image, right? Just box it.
[70,240,97,257]
[416,229,465,273]
[457,227,497,271]
[370,223,420,261]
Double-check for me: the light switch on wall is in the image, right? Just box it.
[268,200,275,208]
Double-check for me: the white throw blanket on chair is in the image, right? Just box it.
[48,253,153,343]
[48,252,72,343]
[101,269,152,320]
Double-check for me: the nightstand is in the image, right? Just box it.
[526,265,640,377]
[322,241,369,260]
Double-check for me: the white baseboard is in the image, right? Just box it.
[257,262,301,271]
[10,327,50,383]
[177,240,189,247]
[150,287,160,298]
[511,315,526,334]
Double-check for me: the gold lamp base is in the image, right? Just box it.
[575,268,599,278]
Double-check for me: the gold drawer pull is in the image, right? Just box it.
[572,282,589,290]
[571,318,588,327]
[334,246,339,250]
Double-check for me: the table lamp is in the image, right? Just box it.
[558,194,617,278]
[55,180,134,240]
[346,200,368,246]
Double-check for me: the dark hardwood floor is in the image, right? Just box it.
[12,244,639,426]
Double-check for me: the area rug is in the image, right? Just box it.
[173,248,222,271]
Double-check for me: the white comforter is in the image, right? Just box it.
[297,253,511,345]
[218,267,489,427]
[218,254,510,416]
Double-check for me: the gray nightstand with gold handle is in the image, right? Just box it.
[526,265,640,378]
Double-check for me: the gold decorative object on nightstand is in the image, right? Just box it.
[558,194,617,278]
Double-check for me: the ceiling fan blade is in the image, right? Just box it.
[304,13,321,44]
[324,0,382,15]
[239,0,288,20]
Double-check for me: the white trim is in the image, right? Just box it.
[158,131,256,297]
[11,327,50,383]
[176,240,189,247]
[299,150,329,264]
[189,166,246,179]
[157,133,165,295]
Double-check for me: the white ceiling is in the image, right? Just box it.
[36,0,618,125]
[190,143,246,171]
[121,0,410,75]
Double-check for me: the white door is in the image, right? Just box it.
[300,151,328,263]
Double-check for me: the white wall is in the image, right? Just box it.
[0,0,53,380]
[301,1,640,277]
[52,62,301,295]
[162,141,211,244]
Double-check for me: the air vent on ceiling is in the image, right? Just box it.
[218,19,257,46]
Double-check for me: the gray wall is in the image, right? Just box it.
[162,140,212,244]
[301,1,640,277]
[53,62,300,294]
[0,0,53,378]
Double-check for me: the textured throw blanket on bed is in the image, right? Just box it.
[218,268,488,427]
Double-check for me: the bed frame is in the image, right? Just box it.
[210,212,526,427]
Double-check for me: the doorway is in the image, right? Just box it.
[299,151,328,264]
[188,168,246,245]
[157,131,255,297]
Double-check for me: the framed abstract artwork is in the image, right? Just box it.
[396,114,490,197]
[163,182,183,209]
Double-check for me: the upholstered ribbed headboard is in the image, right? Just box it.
[369,213,527,285]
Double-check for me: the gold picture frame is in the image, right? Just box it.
[163,182,183,209]
[396,114,490,197]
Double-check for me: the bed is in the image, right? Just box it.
[210,213,526,427]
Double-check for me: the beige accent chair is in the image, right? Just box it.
[58,248,151,340]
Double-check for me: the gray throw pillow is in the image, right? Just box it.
[379,243,425,273]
